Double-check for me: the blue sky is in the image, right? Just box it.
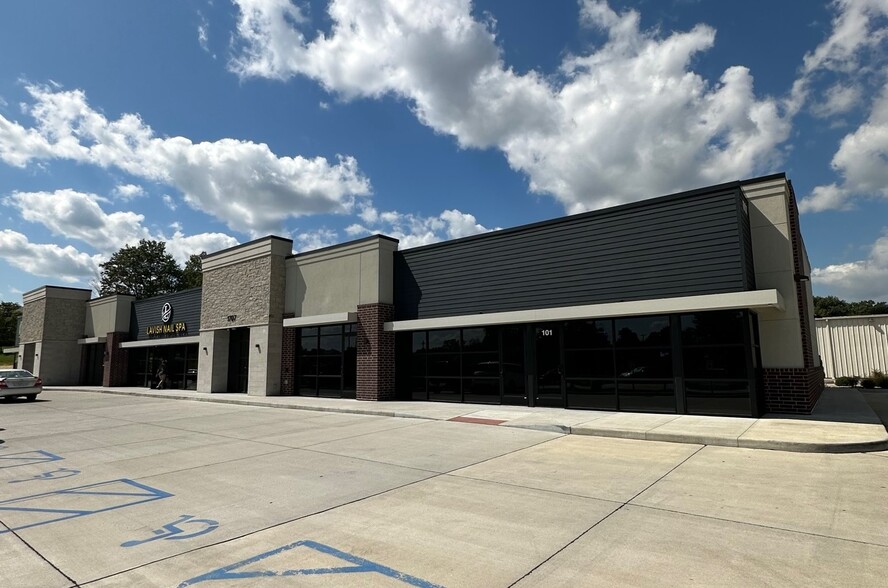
[1,0,887,302]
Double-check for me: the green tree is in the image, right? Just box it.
[181,253,204,289]
[846,299,888,316]
[814,295,888,318]
[813,295,850,318]
[99,240,184,299]
[0,301,22,346]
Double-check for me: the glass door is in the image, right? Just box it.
[227,328,250,393]
[534,324,564,407]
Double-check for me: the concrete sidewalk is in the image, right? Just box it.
[46,385,888,453]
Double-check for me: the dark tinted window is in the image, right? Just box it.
[616,349,673,379]
[615,316,671,347]
[564,320,612,348]
[683,347,748,379]
[462,327,498,352]
[681,311,745,345]
[428,329,460,352]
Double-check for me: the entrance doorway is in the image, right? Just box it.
[227,328,250,393]
[533,324,564,407]
[81,343,104,386]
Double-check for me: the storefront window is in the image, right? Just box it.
[680,310,752,416]
[615,315,674,413]
[296,324,357,399]
[563,320,616,410]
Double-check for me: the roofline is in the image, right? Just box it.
[286,234,399,260]
[133,286,203,303]
[398,175,783,255]
[22,285,93,297]
[203,235,292,260]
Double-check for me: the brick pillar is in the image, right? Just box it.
[357,303,395,401]
[763,184,825,414]
[103,331,129,387]
[281,313,296,396]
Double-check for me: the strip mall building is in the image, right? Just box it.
[11,174,824,417]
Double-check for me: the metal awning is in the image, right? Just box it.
[385,289,784,332]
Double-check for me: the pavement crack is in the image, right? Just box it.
[0,520,80,587]
[508,443,706,587]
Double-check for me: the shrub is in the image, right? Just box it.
[869,370,888,388]
[860,378,876,389]
[835,376,860,387]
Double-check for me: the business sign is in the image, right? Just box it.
[146,302,187,337]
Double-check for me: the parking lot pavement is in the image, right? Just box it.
[2,390,887,587]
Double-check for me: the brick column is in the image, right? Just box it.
[357,303,395,401]
[281,313,296,396]
[103,331,129,387]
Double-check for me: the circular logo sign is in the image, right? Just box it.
[161,303,172,323]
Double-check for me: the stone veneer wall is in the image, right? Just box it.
[357,303,395,401]
[44,297,89,341]
[763,184,824,414]
[201,256,277,329]
[19,298,46,343]
[103,332,130,387]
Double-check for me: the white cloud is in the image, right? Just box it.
[198,14,210,52]
[230,0,791,213]
[112,183,145,199]
[0,229,101,283]
[812,233,888,300]
[5,189,150,252]
[810,83,862,118]
[162,194,178,211]
[800,0,888,77]
[2,189,239,274]
[347,205,496,249]
[294,228,339,252]
[799,0,888,212]
[800,84,888,213]
[165,230,239,264]
[0,84,372,235]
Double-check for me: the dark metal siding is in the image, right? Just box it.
[738,193,757,290]
[395,187,752,320]
[131,288,202,341]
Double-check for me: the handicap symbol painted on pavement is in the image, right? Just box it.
[0,449,63,469]
[121,514,219,547]
[9,467,81,483]
[0,478,173,534]
[178,539,445,587]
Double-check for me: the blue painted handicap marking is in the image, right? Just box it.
[121,514,219,547]
[0,478,173,533]
[178,539,444,587]
[0,449,63,469]
[9,467,81,483]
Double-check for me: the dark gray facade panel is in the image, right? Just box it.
[738,197,757,290]
[395,187,753,320]
[131,288,202,341]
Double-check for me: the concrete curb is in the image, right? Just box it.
[48,387,888,454]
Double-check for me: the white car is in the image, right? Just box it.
[0,369,42,401]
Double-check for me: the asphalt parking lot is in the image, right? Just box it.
[2,391,887,587]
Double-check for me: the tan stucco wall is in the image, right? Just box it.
[743,178,804,368]
[32,340,81,385]
[85,295,134,337]
[284,236,397,317]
